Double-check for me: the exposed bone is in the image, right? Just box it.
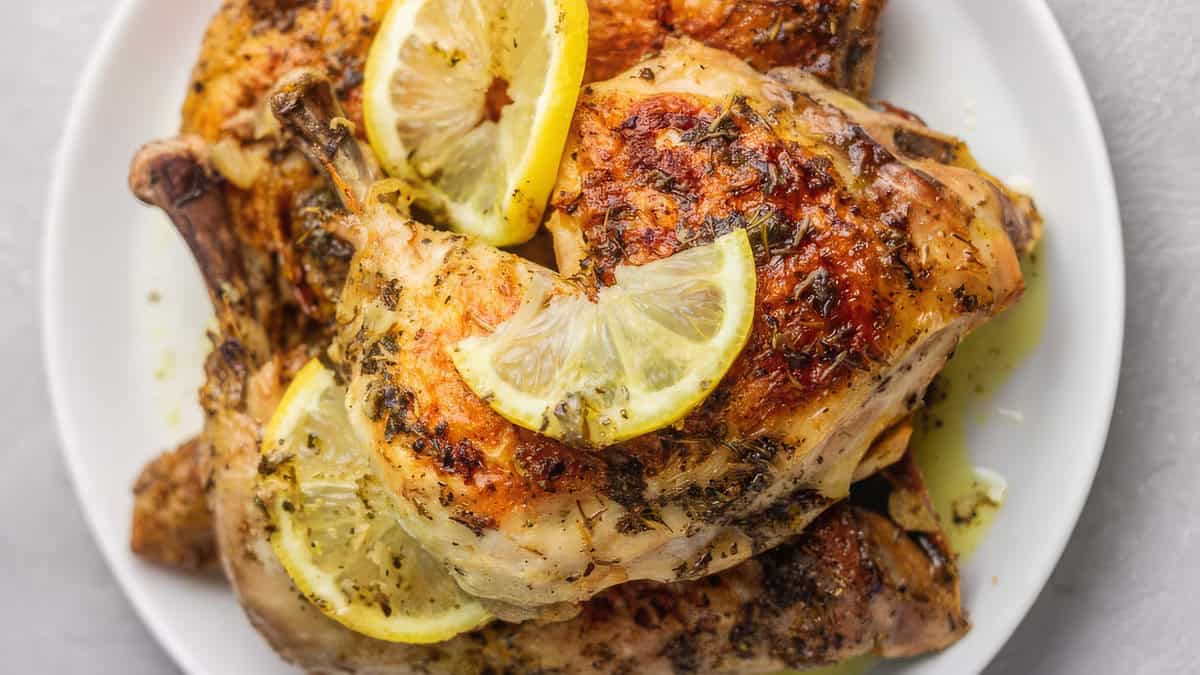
[130,136,246,299]
[269,68,384,214]
[129,136,269,363]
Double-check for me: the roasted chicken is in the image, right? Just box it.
[583,0,884,90]
[131,128,967,673]
[125,0,1044,671]
[132,0,890,578]
[130,436,218,570]
[177,0,887,328]
[321,40,1038,615]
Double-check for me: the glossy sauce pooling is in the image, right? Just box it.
[914,247,1049,557]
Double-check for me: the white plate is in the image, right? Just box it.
[41,1,1123,673]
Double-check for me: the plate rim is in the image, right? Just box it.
[954,1,1126,670]
[39,1,215,673]
[39,1,1125,673]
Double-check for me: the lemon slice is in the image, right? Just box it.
[259,360,492,643]
[452,230,757,447]
[363,0,588,247]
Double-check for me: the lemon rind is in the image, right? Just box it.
[364,0,588,247]
[260,360,494,644]
[451,230,757,446]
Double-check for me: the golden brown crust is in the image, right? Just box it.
[130,437,218,571]
[585,0,887,97]
[205,367,969,675]
[559,90,919,424]
[182,0,386,143]
[326,41,1040,609]
[585,0,672,83]
[129,1,980,666]
[554,42,1035,441]
[181,0,390,329]
[172,0,888,339]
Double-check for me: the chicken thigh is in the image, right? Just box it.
[123,0,1004,669]
[131,0,893,594]
[323,40,1038,614]
[129,135,967,674]
[177,0,887,322]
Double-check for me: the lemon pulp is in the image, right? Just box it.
[364,0,588,246]
[452,230,758,447]
[259,360,492,643]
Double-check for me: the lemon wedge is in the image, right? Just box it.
[363,0,588,247]
[258,360,492,644]
[452,230,758,447]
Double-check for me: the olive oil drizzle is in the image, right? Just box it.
[914,245,1048,558]
[786,247,1048,675]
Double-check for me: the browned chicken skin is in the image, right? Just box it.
[585,0,885,93]
[177,0,886,318]
[183,0,885,139]
[325,41,1038,612]
[129,131,967,673]
[122,0,1017,670]
[130,437,218,570]
[130,0,892,591]
[552,42,1038,439]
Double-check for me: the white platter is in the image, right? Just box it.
[41,1,1124,673]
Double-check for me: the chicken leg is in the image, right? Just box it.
[122,62,969,673]
[315,39,1040,613]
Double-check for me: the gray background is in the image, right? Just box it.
[2,1,1196,673]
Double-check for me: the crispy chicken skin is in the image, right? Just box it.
[327,41,1039,613]
[132,0,892,587]
[180,0,387,327]
[130,437,218,570]
[585,0,886,95]
[124,0,993,669]
[129,134,968,672]
[175,0,886,323]
[183,0,884,141]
